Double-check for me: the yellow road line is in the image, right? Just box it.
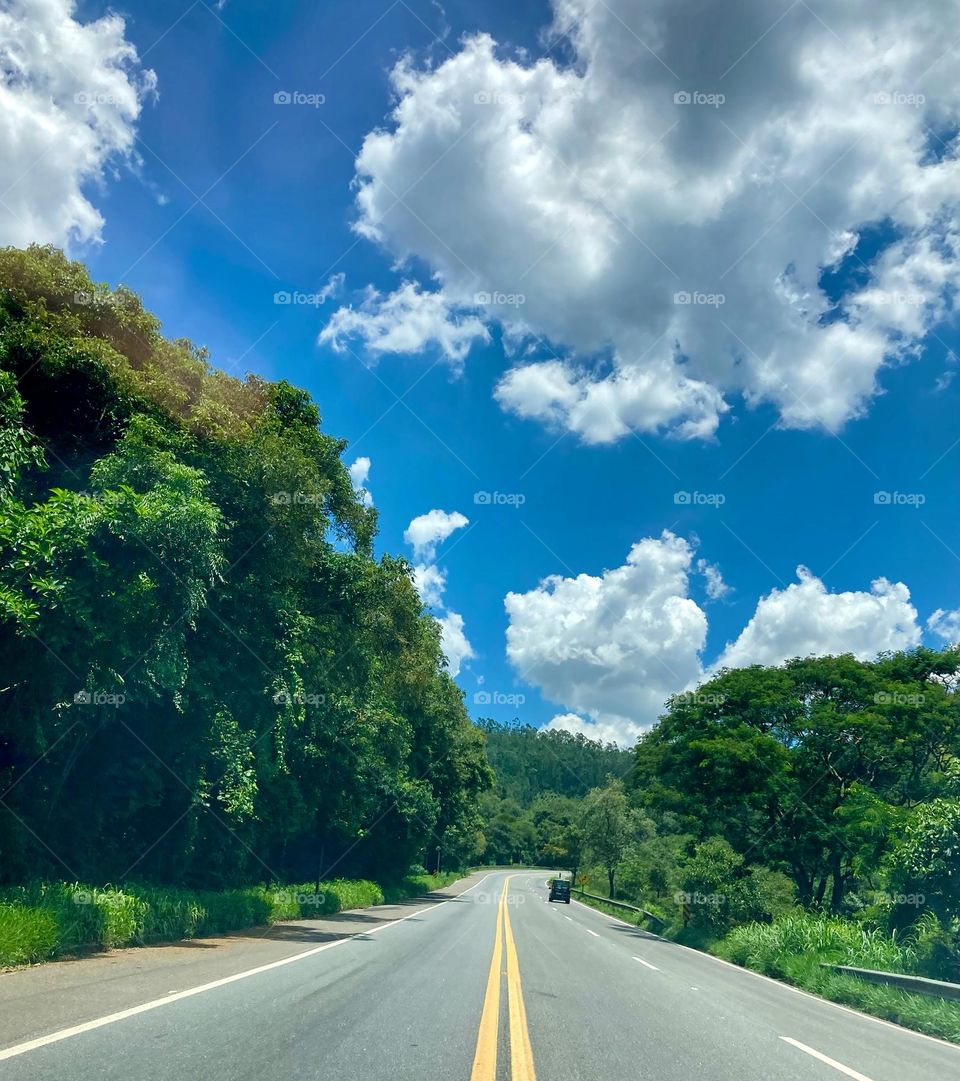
[470,881,505,1081]
[503,878,537,1081]
[471,876,538,1081]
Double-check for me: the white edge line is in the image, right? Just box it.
[572,899,960,1054]
[633,956,659,971]
[0,871,498,1063]
[780,1036,875,1081]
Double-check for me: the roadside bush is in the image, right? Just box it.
[715,910,960,1044]
[0,871,451,967]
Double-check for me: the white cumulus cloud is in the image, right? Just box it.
[404,508,473,676]
[437,611,474,678]
[413,562,447,608]
[544,712,644,748]
[320,281,488,368]
[0,0,156,248]
[927,608,960,645]
[348,456,373,507]
[345,0,960,441]
[504,541,933,743]
[714,568,921,671]
[404,508,469,562]
[505,531,708,736]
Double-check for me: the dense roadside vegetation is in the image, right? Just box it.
[0,871,458,967]
[0,245,491,898]
[484,657,960,1040]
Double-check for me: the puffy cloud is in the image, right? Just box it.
[437,611,474,677]
[505,541,931,743]
[348,455,373,507]
[544,712,644,748]
[505,531,707,735]
[927,608,960,644]
[404,508,473,676]
[697,558,731,601]
[348,0,960,440]
[714,568,921,671]
[0,0,156,247]
[404,508,469,561]
[412,562,446,608]
[319,281,488,367]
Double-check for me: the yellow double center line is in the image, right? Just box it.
[471,875,537,1081]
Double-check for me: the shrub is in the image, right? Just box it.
[0,871,451,967]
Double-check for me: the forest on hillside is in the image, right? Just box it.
[0,246,491,889]
[486,653,960,986]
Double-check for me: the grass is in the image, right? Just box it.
[573,896,960,1044]
[715,912,960,1044]
[0,871,459,968]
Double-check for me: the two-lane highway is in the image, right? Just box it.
[0,870,957,1080]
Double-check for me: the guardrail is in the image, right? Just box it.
[575,889,666,927]
[822,964,960,1001]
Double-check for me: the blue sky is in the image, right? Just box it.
[6,0,960,743]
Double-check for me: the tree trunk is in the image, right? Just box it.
[607,866,615,899]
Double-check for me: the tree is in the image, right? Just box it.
[0,245,492,887]
[581,780,634,898]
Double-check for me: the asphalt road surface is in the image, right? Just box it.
[1,870,957,1080]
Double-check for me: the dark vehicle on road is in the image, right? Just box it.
[549,878,571,904]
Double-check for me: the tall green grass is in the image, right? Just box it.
[0,873,450,968]
[715,912,960,1044]
[717,912,922,976]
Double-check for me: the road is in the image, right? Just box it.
[0,870,957,1080]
